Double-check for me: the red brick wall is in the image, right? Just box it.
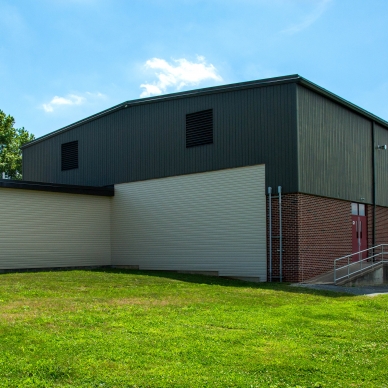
[267,193,353,282]
[367,205,388,247]
[297,195,352,282]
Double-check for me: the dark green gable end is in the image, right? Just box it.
[22,75,388,206]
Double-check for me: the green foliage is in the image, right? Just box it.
[0,270,387,387]
[0,110,34,180]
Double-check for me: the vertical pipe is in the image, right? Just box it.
[278,186,282,282]
[372,121,376,248]
[268,187,272,282]
[360,221,362,271]
[359,219,362,263]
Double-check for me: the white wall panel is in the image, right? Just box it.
[0,188,111,269]
[112,165,267,280]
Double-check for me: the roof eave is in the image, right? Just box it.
[22,74,300,149]
[0,179,114,196]
[22,74,388,149]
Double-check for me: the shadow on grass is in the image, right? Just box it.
[86,267,358,298]
[0,266,366,298]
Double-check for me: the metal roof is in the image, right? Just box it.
[22,74,388,148]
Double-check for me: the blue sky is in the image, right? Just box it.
[1,0,388,139]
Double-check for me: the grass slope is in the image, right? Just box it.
[0,270,387,387]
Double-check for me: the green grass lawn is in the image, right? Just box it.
[0,270,387,388]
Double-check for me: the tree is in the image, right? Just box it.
[0,110,34,180]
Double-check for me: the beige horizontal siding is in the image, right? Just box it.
[112,165,267,280]
[0,188,111,269]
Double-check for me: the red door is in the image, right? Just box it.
[351,203,367,261]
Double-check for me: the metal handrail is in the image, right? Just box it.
[334,244,388,283]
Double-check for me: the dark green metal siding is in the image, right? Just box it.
[375,124,388,207]
[23,83,299,192]
[297,85,373,204]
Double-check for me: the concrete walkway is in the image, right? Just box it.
[291,283,388,296]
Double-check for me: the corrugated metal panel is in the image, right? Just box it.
[297,85,373,203]
[0,188,111,269]
[375,124,388,207]
[22,83,298,193]
[111,165,267,280]
[24,74,388,149]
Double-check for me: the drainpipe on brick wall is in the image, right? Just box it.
[278,186,282,282]
[268,187,272,282]
[372,121,376,247]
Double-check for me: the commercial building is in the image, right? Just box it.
[1,75,387,282]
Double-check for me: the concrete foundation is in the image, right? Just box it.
[341,263,388,287]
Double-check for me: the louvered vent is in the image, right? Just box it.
[186,109,213,148]
[61,141,78,171]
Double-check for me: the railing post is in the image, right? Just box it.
[333,244,385,284]
[348,256,350,279]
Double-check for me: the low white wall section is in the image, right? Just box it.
[112,165,267,280]
[0,188,111,269]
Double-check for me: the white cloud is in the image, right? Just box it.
[281,0,332,34]
[42,92,105,113]
[140,56,223,98]
[85,91,105,98]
